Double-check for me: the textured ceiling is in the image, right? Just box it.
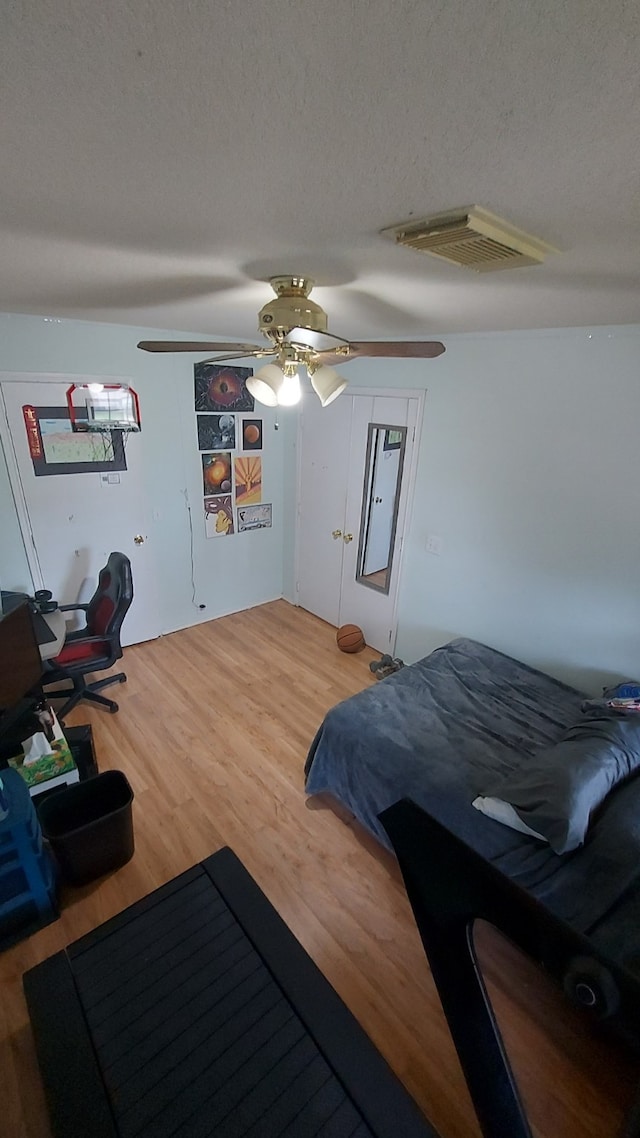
[1,0,639,340]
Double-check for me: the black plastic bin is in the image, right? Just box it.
[38,771,134,886]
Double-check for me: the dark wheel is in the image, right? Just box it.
[563,956,620,1018]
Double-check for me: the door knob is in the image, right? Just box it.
[343,533,353,543]
[332,529,343,539]
[133,534,145,545]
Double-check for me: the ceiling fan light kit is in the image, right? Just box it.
[309,365,349,407]
[381,206,557,272]
[137,275,446,408]
[246,363,283,407]
[276,370,302,407]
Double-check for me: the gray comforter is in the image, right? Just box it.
[305,638,640,975]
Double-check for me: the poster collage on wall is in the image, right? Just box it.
[195,362,273,539]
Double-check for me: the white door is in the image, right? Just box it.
[0,376,159,646]
[297,396,352,626]
[339,396,418,652]
[296,389,422,653]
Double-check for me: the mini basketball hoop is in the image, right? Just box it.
[67,383,141,432]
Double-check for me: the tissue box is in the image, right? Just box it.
[7,712,78,797]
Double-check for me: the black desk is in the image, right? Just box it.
[0,591,66,660]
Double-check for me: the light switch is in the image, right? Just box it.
[426,534,443,555]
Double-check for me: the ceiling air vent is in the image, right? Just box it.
[381,206,557,272]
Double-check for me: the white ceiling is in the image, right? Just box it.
[2,0,639,342]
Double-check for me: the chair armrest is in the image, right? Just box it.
[58,603,90,613]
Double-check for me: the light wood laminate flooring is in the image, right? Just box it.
[0,600,637,1138]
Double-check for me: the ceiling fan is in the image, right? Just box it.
[138,276,445,407]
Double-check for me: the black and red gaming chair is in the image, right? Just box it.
[44,552,133,720]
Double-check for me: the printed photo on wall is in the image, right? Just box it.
[23,405,127,477]
[237,503,272,532]
[204,495,234,538]
[202,452,232,496]
[197,414,236,452]
[194,363,254,413]
[241,418,262,450]
[234,455,262,506]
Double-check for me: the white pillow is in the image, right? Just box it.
[472,795,547,842]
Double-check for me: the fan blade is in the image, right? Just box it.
[315,340,446,367]
[288,326,351,351]
[198,350,273,365]
[137,340,263,354]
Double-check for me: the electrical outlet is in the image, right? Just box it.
[426,534,443,555]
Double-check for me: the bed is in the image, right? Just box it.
[305,637,640,982]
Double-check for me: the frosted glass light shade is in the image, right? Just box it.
[310,366,348,407]
[277,371,301,406]
[246,364,283,407]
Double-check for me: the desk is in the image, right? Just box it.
[1,592,66,661]
[39,610,66,661]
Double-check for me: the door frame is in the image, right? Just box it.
[0,371,133,593]
[294,385,426,650]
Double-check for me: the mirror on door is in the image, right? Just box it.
[356,424,407,595]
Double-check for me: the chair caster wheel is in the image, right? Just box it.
[109,703,119,714]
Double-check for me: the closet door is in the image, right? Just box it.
[296,395,352,626]
[296,389,421,652]
[339,396,417,653]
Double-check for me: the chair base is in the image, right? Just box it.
[46,673,127,722]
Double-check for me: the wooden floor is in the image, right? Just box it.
[1,600,637,1138]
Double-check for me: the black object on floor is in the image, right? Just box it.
[381,798,640,1138]
[23,847,436,1138]
[64,723,99,781]
[369,654,404,679]
[37,770,134,886]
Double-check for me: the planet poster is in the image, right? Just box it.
[194,363,254,413]
[197,414,236,452]
[234,455,262,506]
[204,495,234,538]
[241,418,262,450]
[202,452,232,496]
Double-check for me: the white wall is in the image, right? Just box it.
[3,313,638,695]
[331,326,640,694]
[0,313,285,634]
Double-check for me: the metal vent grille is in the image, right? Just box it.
[381,207,557,272]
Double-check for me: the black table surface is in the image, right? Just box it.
[24,846,437,1138]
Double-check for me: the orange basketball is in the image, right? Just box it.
[337,624,366,653]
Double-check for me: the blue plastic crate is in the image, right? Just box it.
[0,769,58,950]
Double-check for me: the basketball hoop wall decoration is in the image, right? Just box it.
[66,382,141,432]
